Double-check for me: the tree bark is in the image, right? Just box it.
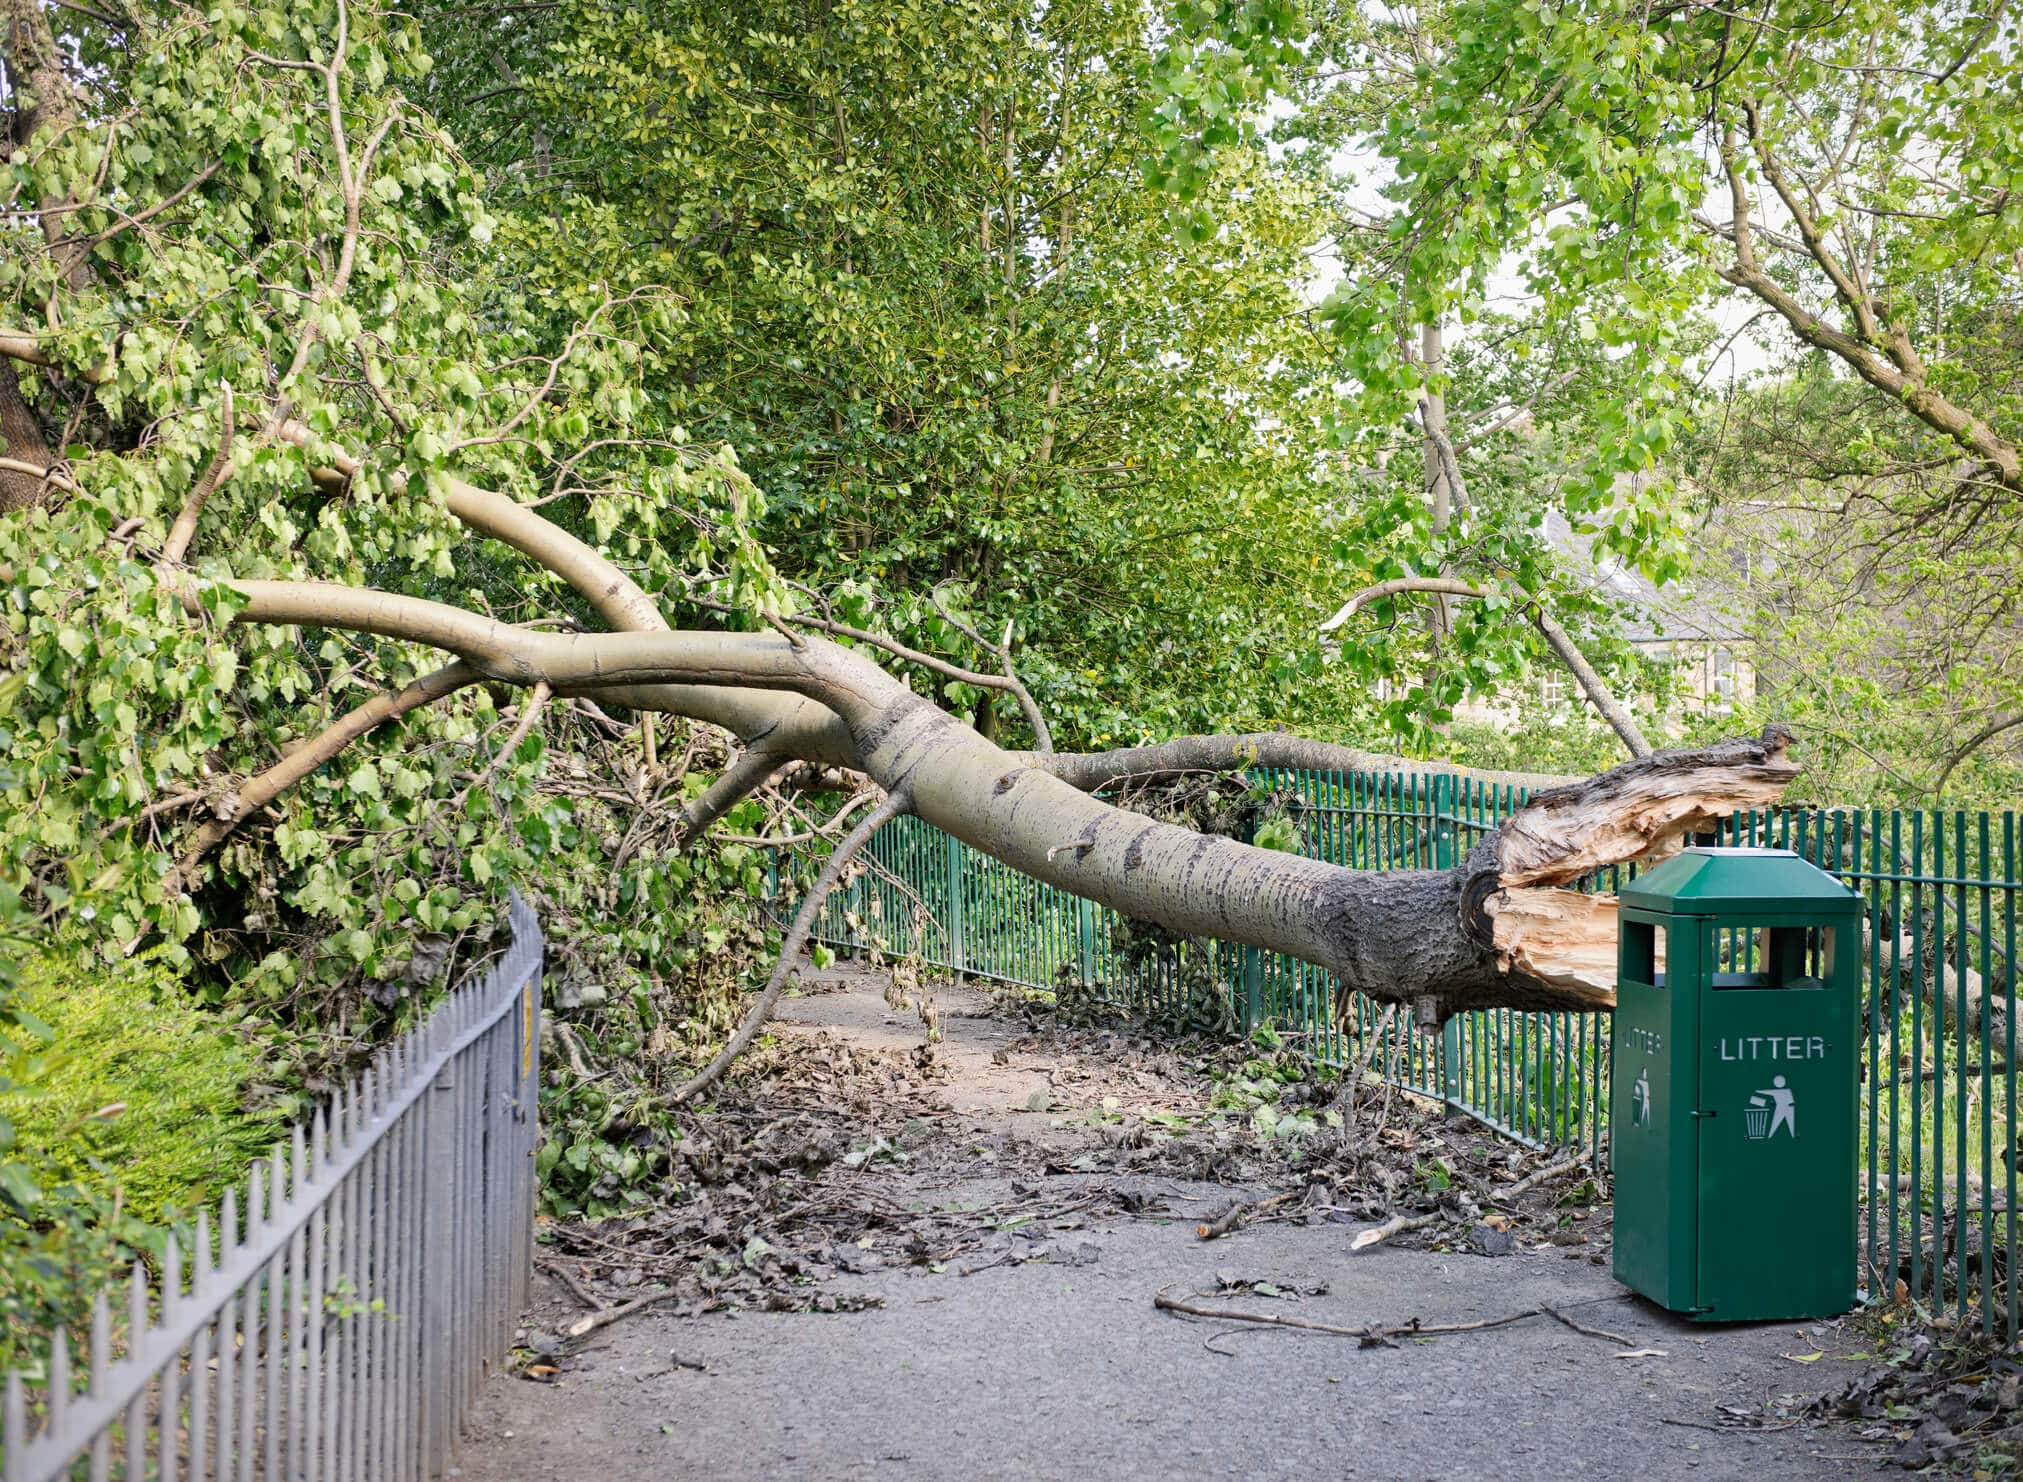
[0,360,56,511]
[210,576,1798,1018]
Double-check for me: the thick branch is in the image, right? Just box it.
[198,576,1795,1016]
[1028,733,1573,792]
[166,660,480,893]
[675,746,787,844]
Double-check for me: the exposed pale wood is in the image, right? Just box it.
[1489,726,1797,889]
[1488,889,1619,1008]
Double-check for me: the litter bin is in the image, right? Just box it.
[1611,846,1862,1321]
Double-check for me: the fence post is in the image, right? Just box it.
[417,1057,459,1476]
[1240,945,1264,1034]
[1432,774,1464,1111]
[1077,896,1096,987]
[945,830,967,978]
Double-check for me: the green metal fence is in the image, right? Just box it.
[795,769,2023,1340]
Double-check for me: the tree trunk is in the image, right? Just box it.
[215,578,1799,1019]
[0,360,56,510]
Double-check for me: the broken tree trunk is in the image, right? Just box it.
[215,578,1799,1020]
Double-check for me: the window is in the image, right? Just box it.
[1708,647,1736,711]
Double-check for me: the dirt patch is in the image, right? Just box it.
[450,958,1891,1481]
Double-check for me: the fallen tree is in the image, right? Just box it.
[183,561,1796,1032]
[0,0,1804,1097]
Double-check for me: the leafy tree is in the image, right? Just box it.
[418,0,1369,748]
[1291,0,2023,783]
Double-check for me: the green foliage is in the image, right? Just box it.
[0,946,276,1373]
[1304,0,2023,770]
[5,951,280,1221]
[423,0,1367,749]
[0,0,800,1252]
[1208,1023,1342,1149]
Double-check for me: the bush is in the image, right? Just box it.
[6,953,279,1221]
[0,949,279,1373]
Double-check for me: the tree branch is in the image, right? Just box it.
[1700,119,2021,493]
[668,788,908,1104]
[164,659,481,895]
[456,680,551,806]
[675,746,787,844]
[160,382,234,564]
[929,587,1053,752]
[1319,577,1651,758]
[1932,711,2023,800]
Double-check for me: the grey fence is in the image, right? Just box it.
[2,892,544,1482]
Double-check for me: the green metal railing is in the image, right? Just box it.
[803,771,1610,1159]
[793,769,2023,1340]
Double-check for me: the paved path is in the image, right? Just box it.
[451,969,1888,1482]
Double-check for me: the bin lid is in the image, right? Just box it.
[1618,846,1860,916]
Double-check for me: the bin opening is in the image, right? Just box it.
[1622,920,1668,988]
[1712,925,1836,990]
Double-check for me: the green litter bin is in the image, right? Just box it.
[1611,846,1862,1322]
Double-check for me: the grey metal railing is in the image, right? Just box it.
[2,891,544,1482]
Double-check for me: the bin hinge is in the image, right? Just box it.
[1688,1109,1717,1119]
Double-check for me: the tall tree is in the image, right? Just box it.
[418,0,1369,748]
[1294,0,2022,781]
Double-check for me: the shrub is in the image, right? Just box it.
[0,949,279,1373]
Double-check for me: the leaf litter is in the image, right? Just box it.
[516,966,1619,1377]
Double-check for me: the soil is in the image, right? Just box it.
[449,959,1891,1481]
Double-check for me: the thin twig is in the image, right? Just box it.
[1495,1151,1594,1202]
[1153,1292,1630,1348]
[536,1258,607,1313]
[563,1286,681,1339]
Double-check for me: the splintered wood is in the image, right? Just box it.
[1470,727,1800,1010]
[1490,727,1798,889]
[1487,889,1620,1008]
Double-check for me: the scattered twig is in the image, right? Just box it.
[1153,1291,1631,1349]
[1196,1190,1297,1240]
[1350,1210,1440,1252]
[564,1286,682,1339]
[1497,1151,1593,1202]
[536,1258,607,1313]
[1658,1416,1799,1435]
[1541,1305,1633,1346]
